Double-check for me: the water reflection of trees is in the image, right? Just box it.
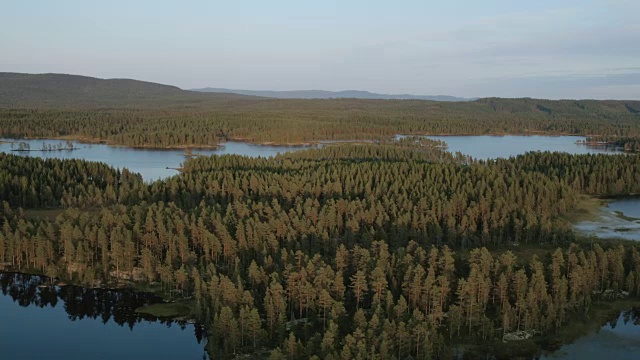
[0,272,204,343]
[620,306,640,327]
[601,306,640,330]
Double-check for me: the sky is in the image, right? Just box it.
[1,0,639,99]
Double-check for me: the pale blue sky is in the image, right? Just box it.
[1,0,639,99]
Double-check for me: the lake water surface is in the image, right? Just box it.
[0,272,207,360]
[541,309,640,360]
[1,136,627,180]
[0,138,313,181]
[425,135,624,159]
[609,198,640,219]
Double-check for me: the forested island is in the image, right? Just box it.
[9,140,78,152]
[1,73,640,359]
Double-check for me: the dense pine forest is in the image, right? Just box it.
[2,73,640,148]
[2,137,640,358]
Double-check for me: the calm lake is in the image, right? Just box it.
[0,272,207,360]
[541,308,640,360]
[1,135,627,181]
[0,138,314,181]
[425,135,624,159]
[609,198,640,219]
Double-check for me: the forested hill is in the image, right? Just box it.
[1,72,640,147]
[0,72,254,108]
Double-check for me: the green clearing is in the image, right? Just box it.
[562,195,610,223]
[135,300,194,318]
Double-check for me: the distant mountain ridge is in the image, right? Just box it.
[192,87,473,101]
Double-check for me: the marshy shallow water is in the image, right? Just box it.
[574,198,640,242]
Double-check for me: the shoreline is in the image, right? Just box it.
[2,133,638,153]
[2,132,593,150]
[0,268,199,323]
[11,148,81,152]
[398,132,587,137]
[8,136,221,150]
